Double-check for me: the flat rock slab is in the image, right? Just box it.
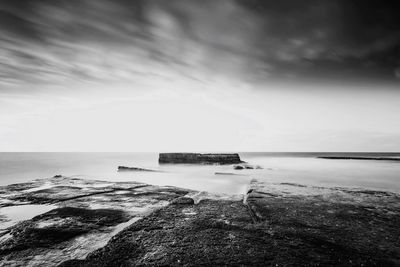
[0,177,191,266]
[60,199,271,266]
[0,177,144,208]
[1,177,400,266]
[62,180,400,267]
[246,180,400,266]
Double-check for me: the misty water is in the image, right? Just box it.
[1,152,400,194]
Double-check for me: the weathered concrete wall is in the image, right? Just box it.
[158,153,243,164]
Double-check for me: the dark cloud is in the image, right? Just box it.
[0,0,399,90]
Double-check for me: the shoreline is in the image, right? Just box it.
[0,176,399,266]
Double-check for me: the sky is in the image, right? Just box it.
[0,0,400,152]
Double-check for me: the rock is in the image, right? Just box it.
[0,177,192,266]
[60,199,259,267]
[1,207,129,253]
[243,179,400,265]
[59,186,400,267]
[234,164,261,170]
[318,156,400,161]
[171,197,194,205]
[117,166,158,172]
[53,175,62,178]
[159,153,243,164]
[2,177,400,266]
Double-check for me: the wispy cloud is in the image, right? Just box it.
[0,0,400,93]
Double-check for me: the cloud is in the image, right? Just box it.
[0,0,399,92]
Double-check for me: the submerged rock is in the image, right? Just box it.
[159,153,243,164]
[117,166,158,172]
[215,172,238,175]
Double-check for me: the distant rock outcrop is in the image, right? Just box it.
[158,153,243,164]
[234,165,245,170]
[233,164,263,170]
[318,156,400,161]
[117,166,158,172]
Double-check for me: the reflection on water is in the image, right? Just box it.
[0,152,399,195]
[116,164,253,195]
[0,204,57,230]
[243,155,400,193]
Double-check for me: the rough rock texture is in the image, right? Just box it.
[159,153,243,164]
[0,177,191,266]
[60,180,400,267]
[245,180,400,266]
[1,176,400,266]
[60,199,265,267]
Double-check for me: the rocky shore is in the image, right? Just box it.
[1,176,399,266]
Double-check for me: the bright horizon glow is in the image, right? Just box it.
[1,78,400,152]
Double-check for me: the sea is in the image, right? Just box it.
[1,152,400,195]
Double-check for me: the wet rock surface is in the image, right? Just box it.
[61,180,400,267]
[1,176,400,266]
[1,208,129,254]
[0,177,191,266]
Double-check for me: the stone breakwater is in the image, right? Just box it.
[158,153,243,164]
[318,156,400,161]
[0,177,399,266]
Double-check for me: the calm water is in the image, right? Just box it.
[0,152,400,194]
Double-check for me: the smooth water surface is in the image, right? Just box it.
[0,204,57,230]
[0,152,400,194]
